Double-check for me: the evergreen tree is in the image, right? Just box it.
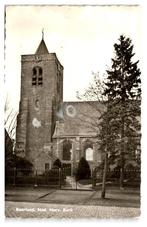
[76,35,141,197]
[105,35,141,100]
[102,35,141,188]
[76,157,91,181]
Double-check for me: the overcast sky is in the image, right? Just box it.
[5,5,141,111]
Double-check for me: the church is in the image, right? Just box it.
[15,36,104,175]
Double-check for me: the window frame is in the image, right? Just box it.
[32,66,43,86]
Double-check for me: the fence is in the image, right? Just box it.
[5,167,65,188]
[93,168,141,189]
[5,167,141,189]
[5,167,95,190]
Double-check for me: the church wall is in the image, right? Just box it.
[52,136,102,175]
[16,52,63,171]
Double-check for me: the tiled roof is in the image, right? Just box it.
[53,101,106,138]
[35,39,49,54]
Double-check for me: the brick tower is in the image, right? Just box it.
[15,36,63,171]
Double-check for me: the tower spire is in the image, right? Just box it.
[42,28,44,40]
[35,30,49,54]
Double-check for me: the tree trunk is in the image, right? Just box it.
[119,158,124,188]
[101,153,108,199]
[120,113,125,189]
[101,111,109,199]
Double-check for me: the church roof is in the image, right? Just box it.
[53,101,106,138]
[35,38,49,54]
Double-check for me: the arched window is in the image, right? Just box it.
[85,148,93,161]
[84,141,93,161]
[39,67,42,75]
[63,140,72,161]
[33,68,37,75]
[32,66,43,86]
[32,68,37,85]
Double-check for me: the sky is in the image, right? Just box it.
[5,5,141,112]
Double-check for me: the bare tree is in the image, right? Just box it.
[4,96,18,140]
[76,72,108,198]
[76,71,106,101]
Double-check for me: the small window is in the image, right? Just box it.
[38,78,43,85]
[39,68,42,75]
[32,80,37,83]
[33,68,37,75]
[38,77,43,82]
[45,163,49,172]
[32,66,43,86]
[32,75,37,85]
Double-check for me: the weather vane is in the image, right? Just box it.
[42,28,44,40]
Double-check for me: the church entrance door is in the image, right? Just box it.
[62,163,71,176]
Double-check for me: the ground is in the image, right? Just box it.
[6,201,140,219]
[5,186,140,219]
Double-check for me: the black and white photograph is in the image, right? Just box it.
[4,2,143,220]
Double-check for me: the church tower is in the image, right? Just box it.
[15,35,63,171]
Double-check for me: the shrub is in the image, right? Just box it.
[124,164,140,181]
[76,157,91,181]
[5,155,33,176]
[53,158,62,169]
[15,156,33,175]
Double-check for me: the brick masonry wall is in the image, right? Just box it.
[16,53,63,170]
